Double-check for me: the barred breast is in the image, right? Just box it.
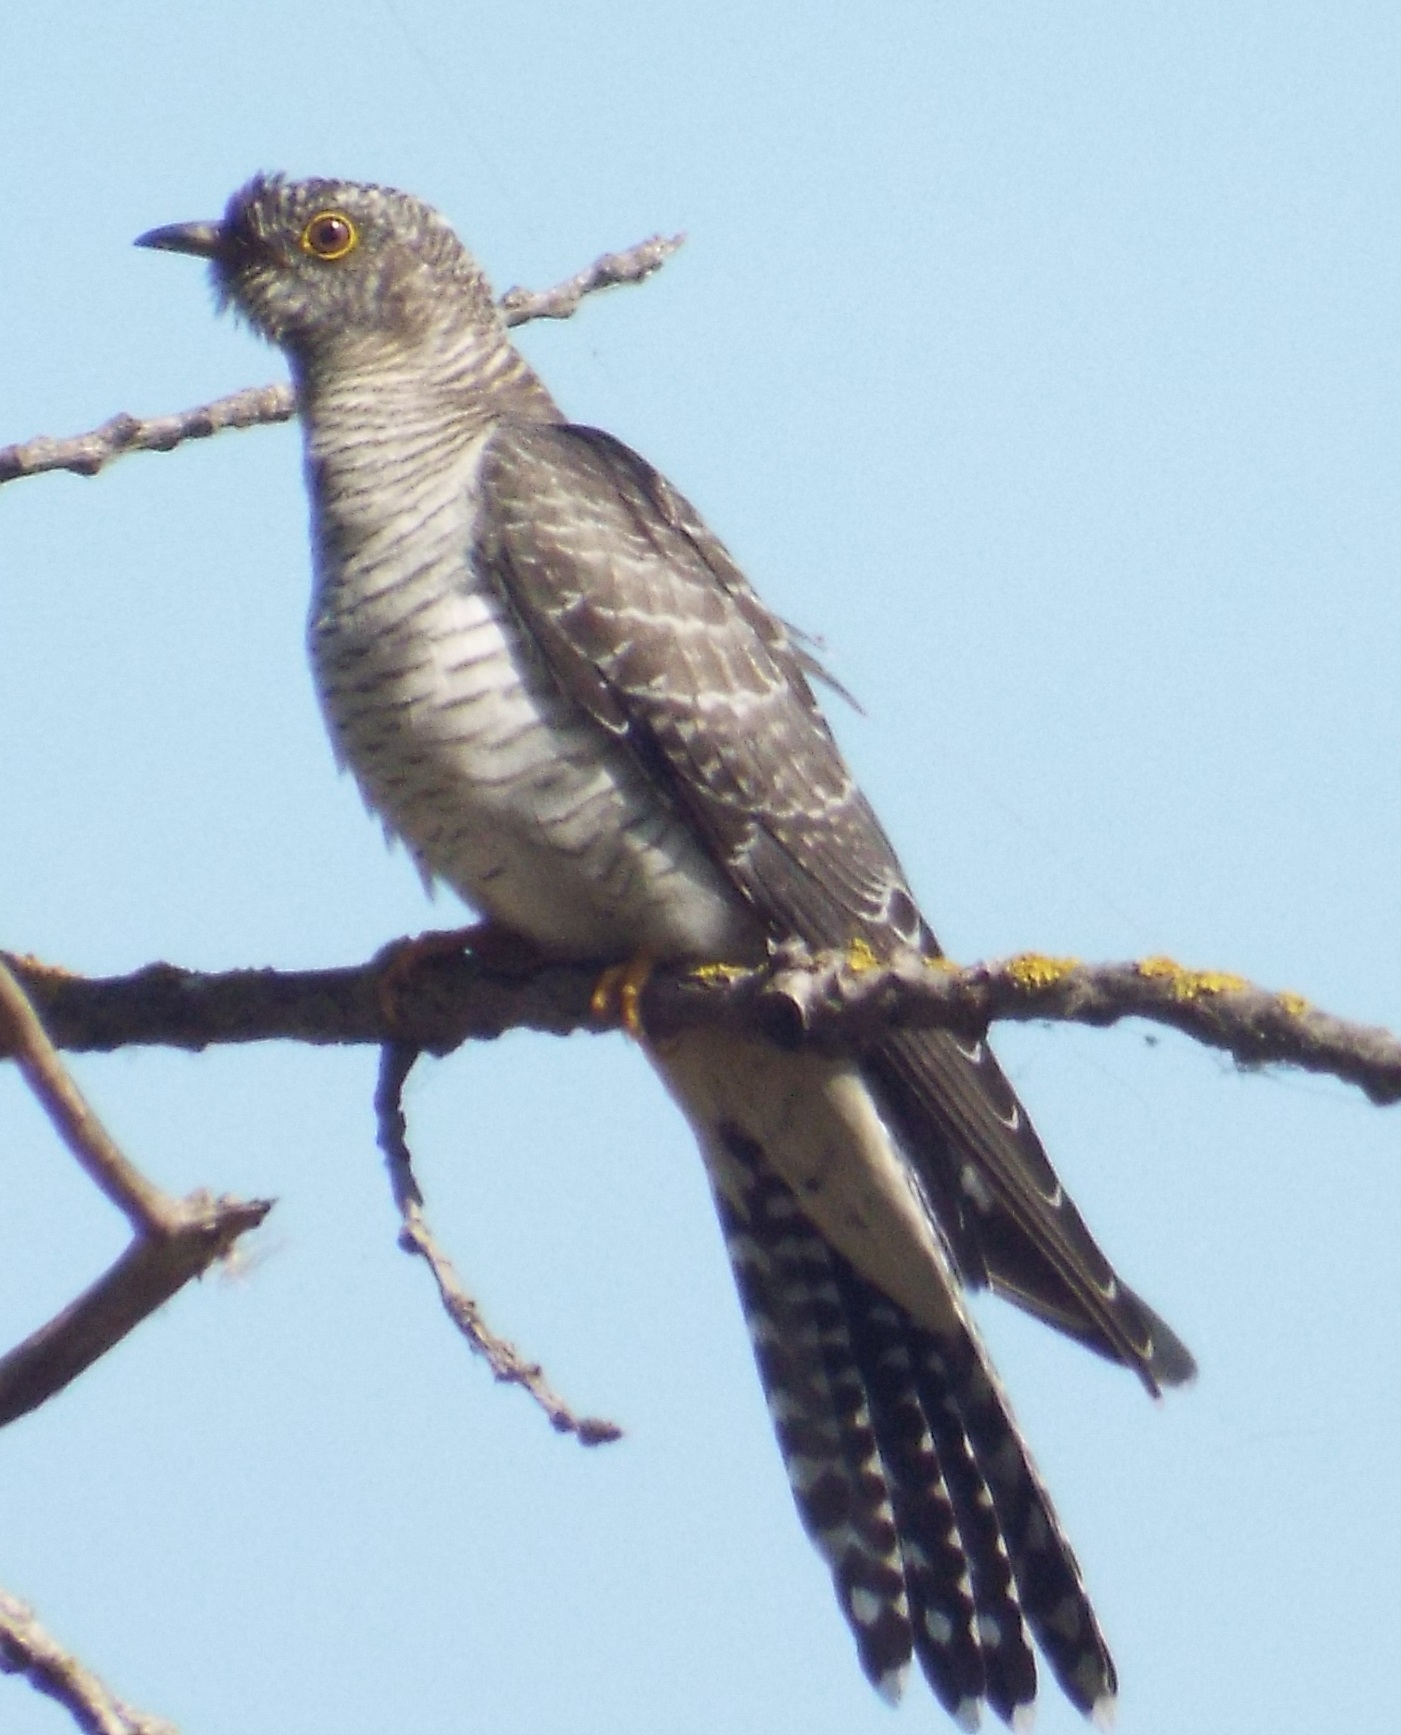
[301,392,756,963]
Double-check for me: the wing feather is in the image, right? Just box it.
[478,418,1191,1390]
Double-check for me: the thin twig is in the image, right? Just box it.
[0,1589,179,1735]
[0,384,296,484]
[0,956,177,1235]
[0,957,271,1428]
[0,233,685,486]
[498,231,685,322]
[373,1045,622,1446]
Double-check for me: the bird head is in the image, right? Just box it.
[136,174,495,356]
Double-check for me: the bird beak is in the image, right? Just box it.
[134,219,225,259]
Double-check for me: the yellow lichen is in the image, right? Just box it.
[1137,956,1248,1000]
[845,937,882,975]
[1277,991,1310,1018]
[1006,953,1079,991]
[688,961,750,985]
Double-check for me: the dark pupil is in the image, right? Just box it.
[311,216,349,253]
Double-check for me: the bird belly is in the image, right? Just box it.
[312,546,756,963]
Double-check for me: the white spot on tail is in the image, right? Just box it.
[954,1694,982,1731]
[875,1661,909,1705]
[726,1232,766,1271]
[1091,1691,1117,1731]
[783,1451,825,1492]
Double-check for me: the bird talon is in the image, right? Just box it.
[590,955,654,1041]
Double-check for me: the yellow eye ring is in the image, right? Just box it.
[300,211,358,261]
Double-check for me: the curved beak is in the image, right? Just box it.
[134,219,225,259]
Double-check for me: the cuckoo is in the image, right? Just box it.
[138,175,1193,1728]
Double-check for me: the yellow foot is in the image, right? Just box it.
[590,954,655,1041]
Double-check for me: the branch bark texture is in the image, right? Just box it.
[5,944,1398,1105]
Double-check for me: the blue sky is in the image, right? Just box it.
[2,5,1398,1733]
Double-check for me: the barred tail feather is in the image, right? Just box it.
[713,1138,914,1700]
[840,1269,1036,1725]
[832,1269,989,1725]
[920,1331,1117,1720]
[710,1120,1114,1728]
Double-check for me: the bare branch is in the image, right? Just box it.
[0,233,685,486]
[0,946,595,1054]
[740,945,1401,1107]
[0,1588,179,1735]
[2,937,1394,1435]
[0,384,296,485]
[5,944,1399,1106]
[0,957,271,1428]
[374,1045,622,1446]
[498,231,685,323]
[0,956,185,1235]
[0,1191,271,1430]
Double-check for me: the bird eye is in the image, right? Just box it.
[300,211,358,261]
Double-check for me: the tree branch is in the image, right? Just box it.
[496,231,684,322]
[5,940,1393,1440]
[0,957,271,1429]
[0,1588,179,1735]
[0,385,297,484]
[0,233,683,487]
[751,944,1401,1106]
[5,944,1398,1105]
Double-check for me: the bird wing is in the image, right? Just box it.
[477,417,1192,1391]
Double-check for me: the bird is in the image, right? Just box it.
[138,174,1194,1729]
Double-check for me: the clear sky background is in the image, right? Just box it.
[2,6,1398,1734]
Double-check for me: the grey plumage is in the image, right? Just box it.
[139,173,1194,1725]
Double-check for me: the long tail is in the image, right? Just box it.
[713,1121,1115,1725]
[654,1026,1131,1725]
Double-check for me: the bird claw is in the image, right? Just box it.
[589,954,655,1041]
